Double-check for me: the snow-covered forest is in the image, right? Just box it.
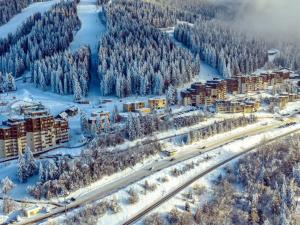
[0,1,80,78]
[174,20,300,78]
[153,134,300,225]
[31,46,91,99]
[149,0,240,20]
[0,0,46,26]
[98,0,200,97]
[27,116,257,199]
[174,21,269,78]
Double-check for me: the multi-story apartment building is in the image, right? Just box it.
[182,69,292,107]
[233,70,291,94]
[181,79,227,106]
[0,112,69,158]
[216,99,261,114]
[0,118,26,158]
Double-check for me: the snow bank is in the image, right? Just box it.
[52,123,300,225]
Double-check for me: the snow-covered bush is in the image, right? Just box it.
[162,134,300,225]
[128,188,139,204]
[29,141,161,199]
[144,213,166,225]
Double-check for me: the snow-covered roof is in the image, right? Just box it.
[267,49,280,55]
[123,100,145,104]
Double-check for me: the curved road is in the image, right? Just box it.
[122,127,300,225]
[16,120,298,225]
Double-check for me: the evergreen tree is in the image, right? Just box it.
[18,153,27,183]
[24,146,38,177]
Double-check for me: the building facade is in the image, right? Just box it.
[0,113,69,158]
[149,97,167,110]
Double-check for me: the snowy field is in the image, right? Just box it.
[0,0,59,39]
[50,123,300,225]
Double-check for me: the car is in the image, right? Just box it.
[70,197,76,202]
[149,167,153,171]
[170,157,175,161]
[200,146,206,149]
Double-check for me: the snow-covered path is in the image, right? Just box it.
[0,0,59,39]
[70,0,106,97]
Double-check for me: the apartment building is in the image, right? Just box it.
[0,113,69,158]
[0,118,26,158]
[216,99,261,114]
[181,79,227,106]
[233,70,291,94]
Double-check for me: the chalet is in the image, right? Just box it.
[149,97,167,110]
[123,101,145,112]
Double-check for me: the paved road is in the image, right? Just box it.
[16,120,296,225]
[122,127,300,225]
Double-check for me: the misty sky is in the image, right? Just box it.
[234,0,300,42]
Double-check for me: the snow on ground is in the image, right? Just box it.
[0,0,59,39]
[51,123,300,225]
[162,25,221,92]
[0,161,38,200]
[70,0,105,53]
[1,80,157,149]
[70,0,107,99]
[39,120,272,204]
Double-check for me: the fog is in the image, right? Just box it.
[233,0,300,42]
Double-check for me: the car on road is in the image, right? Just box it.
[70,197,76,202]
[170,157,175,161]
[200,146,206,149]
[149,167,154,171]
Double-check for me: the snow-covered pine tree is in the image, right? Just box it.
[18,153,27,183]
[24,146,38,177]
[1,177,15,195]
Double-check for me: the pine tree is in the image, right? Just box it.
[18,153,27,183]
[24,146,37,177]
[1,177,15,195]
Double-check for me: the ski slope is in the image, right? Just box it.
[0,0,59,39]
[70,0,105,53]
[70,0,107,97]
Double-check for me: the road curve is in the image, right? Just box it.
[122,127,300,225]
[16,121,297,225]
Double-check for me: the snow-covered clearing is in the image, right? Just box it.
[52,123,300,225]
[0,0,59,39]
